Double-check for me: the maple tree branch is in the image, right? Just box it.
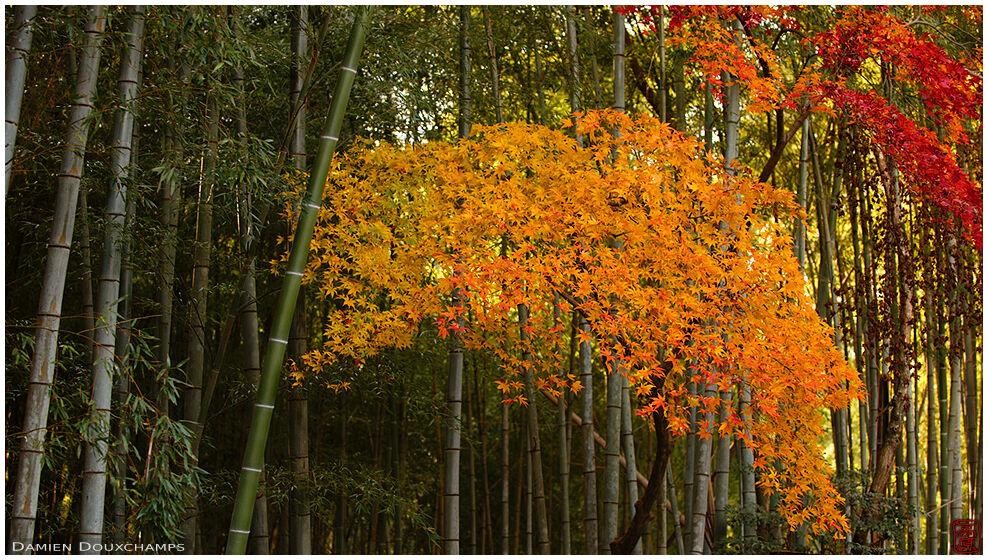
[733,14,810,185]
[757,102,812,183]
[624,29,664,118]
[610,401,670,554]
[553,287,635,351]
[737,15,773,79]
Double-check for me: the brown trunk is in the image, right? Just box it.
[610,408,670,554]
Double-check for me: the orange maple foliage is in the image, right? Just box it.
[275,110,862,534]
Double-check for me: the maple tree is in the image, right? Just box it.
[650,5,982,243]
[277,110,862,534]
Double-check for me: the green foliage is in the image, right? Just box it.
[829,470,913,554]
[100,325,205,544]
[720,503,792,554]
[718,469,913,554]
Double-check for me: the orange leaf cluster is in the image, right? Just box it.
[275,111,862,534]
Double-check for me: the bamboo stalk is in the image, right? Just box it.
[228,9,273,550]
[519,303,550,552]
[947,233,964,530]
[286,6,312,554]
[501,399,510,554]
[443,7,470,554]
[77,183,96,361]
[579,313,599,554]
[225,8,371,553]
[847,151,868,473]
[620,375,641,554]
[667,464,685,553]
[690,381,715,554]
[555,298,572,553]
[482,7,504,125]
[937,240,950,552]
[5,4,36,193]
[602,12,626,552]
[181,73,219,555]
[79,8,145,551]
[565,5,581,143]
[9,7,106,549]
[465,370,477,554]
[657,6,667,123]
[712,388,732,549]
[924,239,939,553]
[111,121,140,547]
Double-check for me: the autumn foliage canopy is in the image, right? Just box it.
[278,111,862,533]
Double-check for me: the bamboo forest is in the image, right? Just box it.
[4,4,984,555]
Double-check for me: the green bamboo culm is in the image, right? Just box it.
[225,7,372,554]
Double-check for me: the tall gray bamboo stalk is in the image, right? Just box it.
[481,12,510,556]
[79,7,145,551]
[181,82,219,555]
[227,8,272,552]
[689,381,715,554]
[795,119,809,269]
[924,261,939,554]
[683,382,695,543]
[8,7,105,550]
[532,20,546,125]
[603,353,622,553]
[565,6,581,144]
[897,181,917,552]
[482,8,503,125]
[963,322,979,519]
[847,160,868,473]
[465,378,477,554]
[518,302,550,553]
[936,246,949,552]
[289,6,308,171]
[602,12,627,553]
[225,8,371,554]
[813,122,849,478]
[620,376,641,554]
[5,4,36,194]
[658,471,667,554]
[525,442,533,554]
[859,190,879,475]
[157,54,188,422]
[501,397,510,554]
[666,465,685,553]
[558,9,580,553]
[712,388,732,549]
[947,235,963,529]
[111,127,139,546]
[906,371,920,554]
[287,6,312,554]
[580,313,599,554]
[442,6,470,554]
[77,183,96,360]
[554,301,572,554]
[721,58,755,545]
[458,5,472,139]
